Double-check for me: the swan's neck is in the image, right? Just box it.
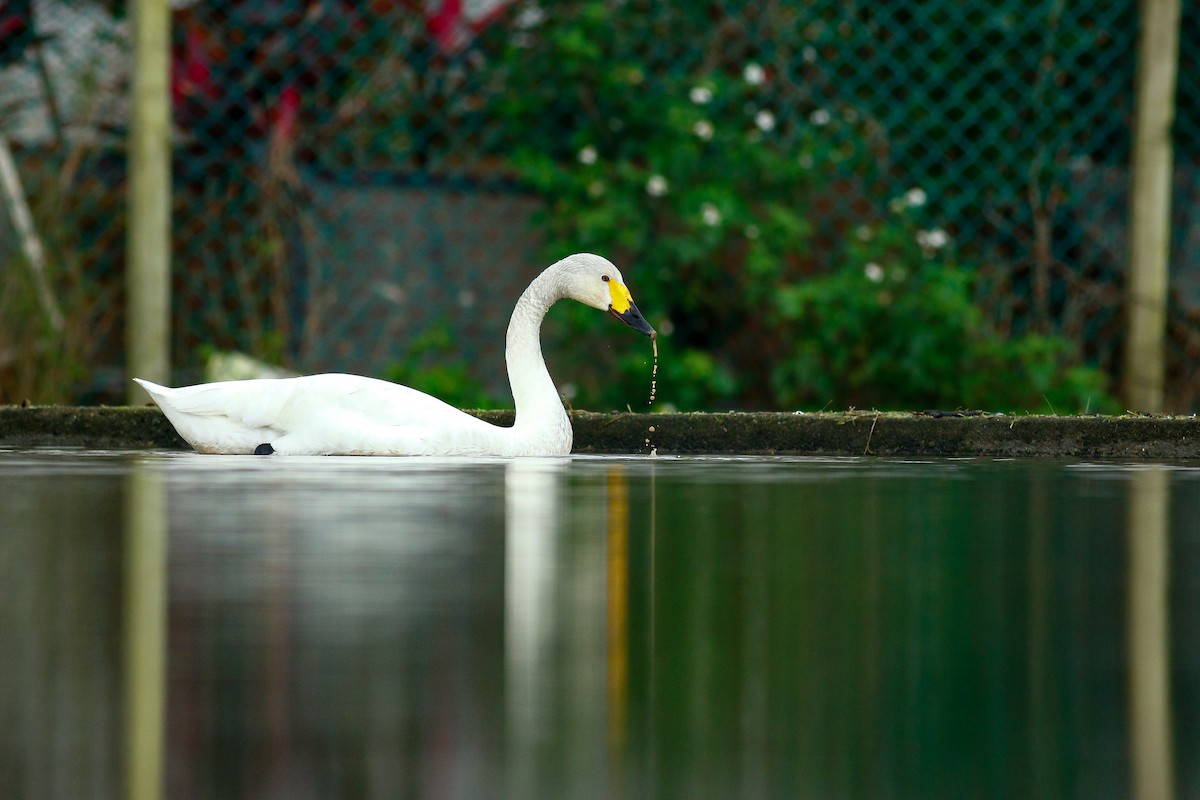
[505,267,570,448]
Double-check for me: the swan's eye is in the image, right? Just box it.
[601,275,610,282]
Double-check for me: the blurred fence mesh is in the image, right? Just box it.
[1,0,1199,408]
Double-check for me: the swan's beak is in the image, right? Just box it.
[610,300,655,336]
[608,281,656,337]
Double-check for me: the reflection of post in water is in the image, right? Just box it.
[264,497,295,792]
[123,466,167,800]
[1127,467,1175,800]
[1026,474,1062,798]
[648,458,658,798]
[607,467,629,753]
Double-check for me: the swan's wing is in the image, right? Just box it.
[276,375,504,455]
[135,374,500,455]
[140,374,475,426]
[290,374,460,422]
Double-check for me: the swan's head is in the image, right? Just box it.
[555,253,656,338]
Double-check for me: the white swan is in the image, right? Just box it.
[134,253,656,456]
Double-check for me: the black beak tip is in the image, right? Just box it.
[610,304,656,337]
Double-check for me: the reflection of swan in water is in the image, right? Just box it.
[134,254,655,456]
[505,458,563,699]
[504,459,628,794]
[505,458,566,796]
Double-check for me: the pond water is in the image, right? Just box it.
[1,450,1198,800]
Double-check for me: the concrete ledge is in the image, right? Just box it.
[573,411,1200,459]
[2,406,1199,459]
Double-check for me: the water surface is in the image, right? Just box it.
[2,451,1198,799]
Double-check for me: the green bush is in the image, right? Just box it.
[383,320,504,410]
[771,206,1118,412]
[483,0,1116,413]
[490,1,870,409]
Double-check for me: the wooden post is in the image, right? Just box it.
[126,0,172,402]
[1123,0,1181,412]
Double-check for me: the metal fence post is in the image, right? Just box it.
[126,0,171,402]
[1124,0,1181,413]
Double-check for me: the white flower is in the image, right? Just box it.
[803,46,817,64]
[864,263,884,283]
[577,146,597,165]
[809,108,831,126]
[700,202,721,226]
[905,187,927,207]
[743,62,765,86]
[646,175,668,197]
[377,281,405,304]
[515,5,546,28]
[689,86,713,105]
[855,225,873,242]
[917,228,950,250]
[754,109,776,132]
[693,120,714,140]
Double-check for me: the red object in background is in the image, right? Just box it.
[270,82,301,144]
[425,0,464,51]
[0,0,33,66]
[168,1,519,149]
[425,0,517,52]
[171,25,220,109]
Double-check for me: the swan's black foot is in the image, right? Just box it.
[254,443,275,455]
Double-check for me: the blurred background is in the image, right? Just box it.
[1,0,1198,412]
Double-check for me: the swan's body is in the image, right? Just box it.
[134,253,655,456]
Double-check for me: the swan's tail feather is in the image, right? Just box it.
[132,377,278,454]
[132,377,167,400]
[134,377,287,417]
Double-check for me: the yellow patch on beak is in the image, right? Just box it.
[608,281,634,314]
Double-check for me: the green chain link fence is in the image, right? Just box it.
[2,0,1198,411]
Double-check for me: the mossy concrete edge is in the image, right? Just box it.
[2,406,1199,459]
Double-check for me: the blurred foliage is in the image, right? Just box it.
[772,206,1118,413]
[383,319,505,410]
[0,149,118,404]
[487,0,862,410]
[478,0,1117,413]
